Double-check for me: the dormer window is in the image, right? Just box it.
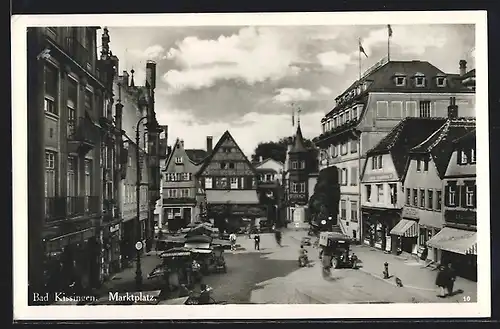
[436,76,446,87]
[395,76,406,86]
[414,73,426,87]
[175,157,183,164]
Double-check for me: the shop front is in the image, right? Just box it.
[43,224,98,296]
[426,227,477,281]
[361,207,400,253]
[102,221,121,279]
[390,218,418,254]
[121,218,135,267]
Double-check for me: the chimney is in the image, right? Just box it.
[122,70,129,87]
[206,136,213,153]
[146,60,157,89]
[259,156,263,163]
[448,97,458,119]
[459,60,467,76]
[180,139,184,148]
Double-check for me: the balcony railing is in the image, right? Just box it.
[45,196,100,222]
[67,117,98,154]
[64,37,91,70]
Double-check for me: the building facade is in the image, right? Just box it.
[405,100,476,266]
[427,129,477,280]
[196,131,264,233]
[27,26,117,299]
[255,157,284,228]
[161,138,207,231]
[314,58,476,242]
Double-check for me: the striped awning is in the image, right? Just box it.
[390,219,418,237]
[426,227,477,255]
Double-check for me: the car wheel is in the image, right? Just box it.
[332,258,338,269]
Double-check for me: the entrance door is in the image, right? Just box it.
[183,208,192,225]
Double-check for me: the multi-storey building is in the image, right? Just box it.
[27,26,117,300]
[196,131,263,233]
[153,128,169,231]
[255,157,284,228]
[429,129,477,280]
[161,138,207,231]
[361,117,446,252]
[313,58,476,242]
[284,123,314,226]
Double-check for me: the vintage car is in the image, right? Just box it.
[318,231,358,269]
[300,236,312,246]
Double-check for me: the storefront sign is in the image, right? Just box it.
[402,207,419,220]
[110,224,120,233]
[363,173,396,182]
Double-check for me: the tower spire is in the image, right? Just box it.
[130,68,135,87]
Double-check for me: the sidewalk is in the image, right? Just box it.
[284,229,477,303]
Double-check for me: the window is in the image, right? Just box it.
[228,162,235,169]
[415,75,426,87]
[230,177,238,189]
[350,201,358,222]
[366,185,372,202]
[67,106,76,137]
[412,188,418,206]
[427,189,434,209]
[389,101,403,118]
[436,77,446,87]
[239,177,244,189]
[84,159,92,196]
[44,65,58,115]
[291,183,298,193]
[350,167,358,186]
[406,101,417,117]
[389,183,397,205]
[175,157,183,164]
[166,208,174,219]
[395,76,406,86]
[45,151,57,197]
[300,161,305,169]
[350,140,358,153]
[299,182,306,193]
[220,162,228,169]
[465,184,475,207]
[167,189,178,198]
[341,168,348,185]
[406,188,411,205]
[459,150,468,164]
[204,177,213,189]
[447,183,457,206]
[84,90,93,114]
[322,123,326,133]
[372,155,383,170]
[423,159,429,172]
[419,188,425,207]
[419,101,431,118]
[341,143,348,155]
[471,148,476,163]
[416,159,421,172]
[376,184,384,203]
[181,189,190,198]
[436,190,442,210]
[215,177,228,189]
[67,156,77,197]
[376,101,389,118]
[340,200,347,219]
[291,161,298,169]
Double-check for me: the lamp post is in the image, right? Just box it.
[135,114,148,289]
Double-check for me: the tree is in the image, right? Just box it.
[308,166,340,231]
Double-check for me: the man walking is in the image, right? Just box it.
[435,265,448,298]
[229,233,237,251]
[254,234,260,250]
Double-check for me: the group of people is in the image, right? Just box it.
[435,263,457,298]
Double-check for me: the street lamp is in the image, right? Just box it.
[135,112,149,289]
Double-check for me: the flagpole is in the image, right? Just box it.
[358,38,361,81]
[387,32,390,62]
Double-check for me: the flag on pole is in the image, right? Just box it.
[388,24,393,38]
[359,39,368,58]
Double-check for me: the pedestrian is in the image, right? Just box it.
[435,264,448,298]
[254,234,260,250]
[229,233,237,251]
[446,262,457,296]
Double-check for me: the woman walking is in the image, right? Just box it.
[435,265,448,298]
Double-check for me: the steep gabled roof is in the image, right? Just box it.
[255,158,284,168]
[366,117,447,179]
[163,139,204,171]
[196,130,257,176]
[290,123,308,153]
[185,149,208,164]
[410,118,476,178]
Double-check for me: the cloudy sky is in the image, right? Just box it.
[103,24,475,156]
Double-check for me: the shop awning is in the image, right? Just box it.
[426,227,477,255]
[390,219,418,237]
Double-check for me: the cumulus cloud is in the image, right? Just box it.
[130,44,167,60]
[273,88,312,103]
[317,50,355,72]
[163,27,300,92]
[317,86,333,95]
[157,109,323,157]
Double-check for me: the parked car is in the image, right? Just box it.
[301,236,312,246]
